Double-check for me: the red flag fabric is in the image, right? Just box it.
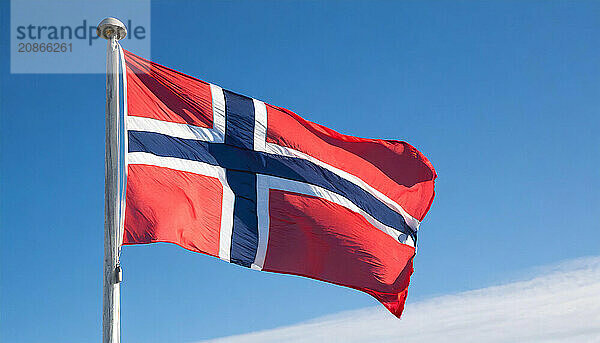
[121,49,436,317]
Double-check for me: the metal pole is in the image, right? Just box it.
[98,18,127,343]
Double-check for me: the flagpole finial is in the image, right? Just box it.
[97,17,127,40]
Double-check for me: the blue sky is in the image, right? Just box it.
[1,1,599,342]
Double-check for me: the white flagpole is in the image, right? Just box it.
[97,17,127,343]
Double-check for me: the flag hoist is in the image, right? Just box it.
[97,17,126,343]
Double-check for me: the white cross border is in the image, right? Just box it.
[125,84,420,267]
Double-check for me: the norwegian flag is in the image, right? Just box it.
[121,49,436,318]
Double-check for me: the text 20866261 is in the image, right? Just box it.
[17,42,72,53]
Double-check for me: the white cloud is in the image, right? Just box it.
[201,256,600,343]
